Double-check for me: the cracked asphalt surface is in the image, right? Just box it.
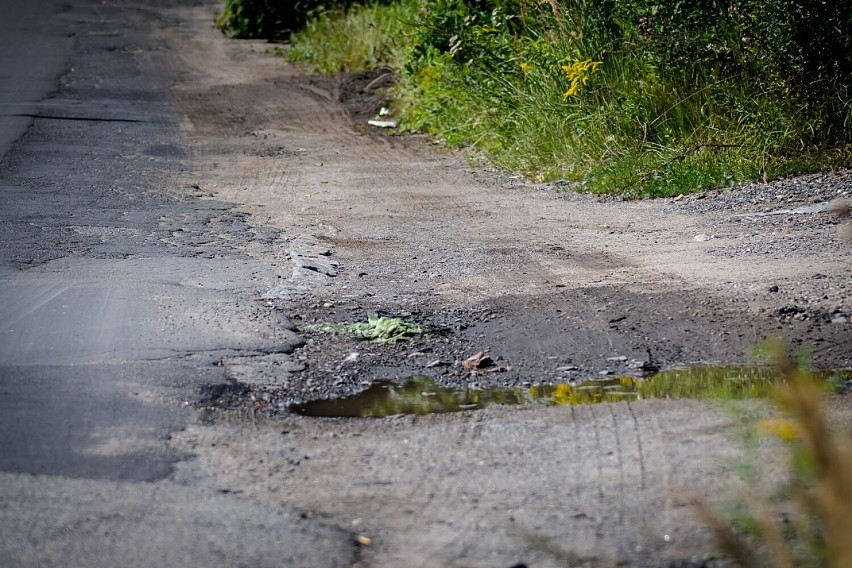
[1,1,850,567]
[1,1,353,566]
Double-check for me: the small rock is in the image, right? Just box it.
[425,359,447,368]
[768,285,779,293]
[463,352,494,370]
[606,355,628,362]
[599,370,613,376]
[342,352,360,364]
[693,233,712,242]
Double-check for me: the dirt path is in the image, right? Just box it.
[160,3,850,566]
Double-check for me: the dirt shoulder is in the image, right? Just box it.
[161,3,850,566]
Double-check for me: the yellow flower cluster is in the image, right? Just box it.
[561,59,602,99]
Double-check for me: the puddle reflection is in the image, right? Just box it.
[290,367,851,418]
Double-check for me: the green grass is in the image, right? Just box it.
[287,0,418,72]
[399,31,847,196]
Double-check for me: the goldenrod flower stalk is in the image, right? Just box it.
[561,59,602,98]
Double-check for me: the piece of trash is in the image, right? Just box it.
[463,352,494,370]
[367,119,398,129]
[342,352,360,364]
[378,107,390,116]
[426,359,447,368]
[356,535,372,546]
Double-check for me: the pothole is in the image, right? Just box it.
[290,367,852,418]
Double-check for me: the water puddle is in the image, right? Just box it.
[290,367,852,418]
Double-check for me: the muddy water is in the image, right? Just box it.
[290,367,852,418]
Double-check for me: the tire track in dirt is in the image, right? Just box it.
[174,398,758,567]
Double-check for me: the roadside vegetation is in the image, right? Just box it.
[696,347,852,568]
[219,0,851,197]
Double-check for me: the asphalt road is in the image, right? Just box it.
[3,1,848,566]
[0,1,355,565]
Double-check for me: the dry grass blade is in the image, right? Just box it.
[515,527,600,566]
[691,495,758,567]
[749,497,794,568]
[773,358,852,567]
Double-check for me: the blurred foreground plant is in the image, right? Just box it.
[695,344,852,567]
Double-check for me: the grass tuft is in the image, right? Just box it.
[287,0,417,73]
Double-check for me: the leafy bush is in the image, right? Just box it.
[612,0,852,146]
[218,0,285,38]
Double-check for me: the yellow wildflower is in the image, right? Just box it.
[520,62,534,73]
[561,59,602,99]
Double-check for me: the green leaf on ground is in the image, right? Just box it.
[308,313,427,343]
